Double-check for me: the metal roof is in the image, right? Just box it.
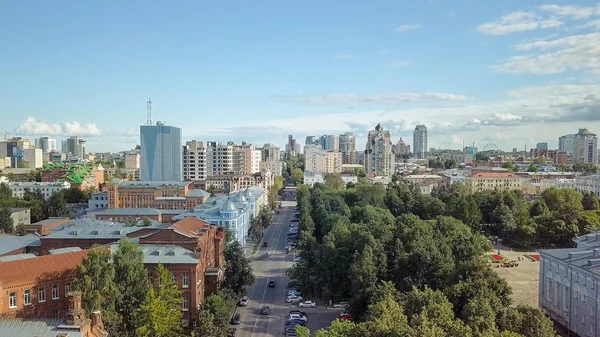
[0,318,84,337]
[0,234,41,256]
[49,247,83,255]
[186,189,211,198]
[43,218,163,239]
[118,181,192,189]
[0,254,37,262]
[95,208,163,216]
[220,198,239,213]
[109,243,198,264]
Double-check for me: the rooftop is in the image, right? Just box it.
[30,217,70,227]
[0,234,41,256]
[186,189,211,198]
[0,254,37,262]
[172,187,263,222]
[539,247,600,277]
[0,318,86,337]
[169,216,213,238]
[118,180,192,189]
[0,250,89,285]
[469,172,518,178]
[109,243,198,264]
[43,218,164,239]
[404,174,444,179]
[95,208,164,216]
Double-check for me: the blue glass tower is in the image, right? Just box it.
[140,122,183,181]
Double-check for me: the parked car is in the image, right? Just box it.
[238,296,249,307]
[260,306,269,315]
[294,256,302,262]
[287,290,302,297]
[286,295,303,303]
[289,310,307,317]
[286,319,306,326]
[289,313,308,322]
[231,313,241,325]
[269,280,276,288]
[287,281,299,288]
[299,300,316,308]
[262,241,268,247]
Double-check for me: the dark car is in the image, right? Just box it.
[269,280,276,288]
[286,319,306,326]
[287,281,299,288]
[262,241,268,247]
[289,310,307,317]
[260,306,270,315]
[231,313,241,325]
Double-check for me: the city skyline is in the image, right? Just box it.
[2,1,600,152]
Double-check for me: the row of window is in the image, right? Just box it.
[9,283,70,309]
[150,273,190,288]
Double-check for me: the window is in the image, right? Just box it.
[9,292,16,308]
[65,282,71,296]
[172,274,177,285]
[183,297,190,311]
[183,274,189,288]
[24,290,32,306]
[38,287,46,303]
[52,284,59,300]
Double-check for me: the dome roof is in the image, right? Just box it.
[237,191,248,203]
[219,198,238,213]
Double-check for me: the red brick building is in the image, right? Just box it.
[27,217,70,236]
[0,250,89,319]
[0,234,41,257]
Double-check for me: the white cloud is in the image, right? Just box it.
[15,117,103,136]
[395,24,421,33]
[333,54,352,60]
[539,4,598,20]
[274,92,470,106]
[451,134,462,144]
[476,11,562,35]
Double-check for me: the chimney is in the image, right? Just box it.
[64,292,86,326]
[90,311,104,330]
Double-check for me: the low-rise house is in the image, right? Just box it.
[574,174,600,198]
[465,171,522,193]
[8,207,30,231]
[0,234,41,257]
[172,187,265,245]
[28,217,70,236]
[303,171,324,187]
[0,249,89,319]
[403,174,445,195]
[340,174,358,185]
[6,181,71,200]
[88,191,108,209]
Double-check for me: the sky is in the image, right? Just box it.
[2,0,600,152]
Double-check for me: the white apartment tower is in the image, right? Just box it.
[413,125,428,159]
[339,132,356,164]
[34,137,57,154]
[207,141,234,176]
[304,144,342,174]
[232,143,262,174]
[572,128,598,164]
[364,124,395,176]
[183,140,208,180]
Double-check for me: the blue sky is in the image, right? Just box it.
[2,0,600,152]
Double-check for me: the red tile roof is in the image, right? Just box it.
[0,250,89,285]
[169,217,212,237]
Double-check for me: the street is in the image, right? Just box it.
[234,189,337,337]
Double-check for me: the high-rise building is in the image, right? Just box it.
[140,121,182,181]
[285,135,299,159]
[22,148,43,168]
[319,135,339,152]
[392,137,410,156]
[364,124,395,176]
[232,143,262,175]
[572,128,598,164]
[413,125,428,159]
[261,144,280,162]
[63,136,86,158]
[536,142,548,150]
[339,132,356,164]
[559,134,576,154]
[305,136,319,145]
[183,140,208,180]
[34,137,57,154]
[304,144,342,173]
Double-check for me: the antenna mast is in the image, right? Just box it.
[146,97,153,125]
[3,130,8,140]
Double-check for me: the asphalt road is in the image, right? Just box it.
[236,194,298,337]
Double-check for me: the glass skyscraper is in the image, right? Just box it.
[140,122,183,181]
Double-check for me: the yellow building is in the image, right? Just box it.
[465,172,522,193]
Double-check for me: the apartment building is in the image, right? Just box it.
[196,172,273,193]
[319,135,339,152]
[393,138,411,156]
[339,132,357,164]
[22,148,43,169]
[464,171,523,193]
[232,143,261,175]
[183,140,208,180]
[124,153,140,169]
[304,144,342,174]
[260,159,283,176]
[403,174,445,195]
[539,233,600,336]
[413,125,428,159]
[107,180,209,210]
[572,128,598,164]
[260,143,280,161]
[364,124,395,176]
[574,174,600,198]
[5,180,71,200]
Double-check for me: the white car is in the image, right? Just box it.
[239,296,249,307]
[332,302,348,308]
[298,300,316,308]
[289,313,308,322]
[286,295,303,303]
[294,256,302,262]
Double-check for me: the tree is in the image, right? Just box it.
[17,160,30,168]
[582,191,600,211]
[295,325,311,337]
[195,294,233,336]
[15,223,28,235]
[222,241,255,296]
[0,207,14,233]
[137,264,183,337]
[324,174,345,189]
[113,240,148,336]
[72,246,120,334]
[47,192,70,217]
[0,183,12,199]
[207,184,216,197]
[142,216,152,227]
[63,187,88,203]
[291,168,304,185]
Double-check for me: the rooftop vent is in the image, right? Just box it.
[166,251,175,256]
[69,230,78,235]
[112,230,121,235]
[150,251,159,256]
[91,230,99,235]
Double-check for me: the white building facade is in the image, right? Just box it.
[7,181,71,200]
[574,174,600,197]
[364,124,395,176]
